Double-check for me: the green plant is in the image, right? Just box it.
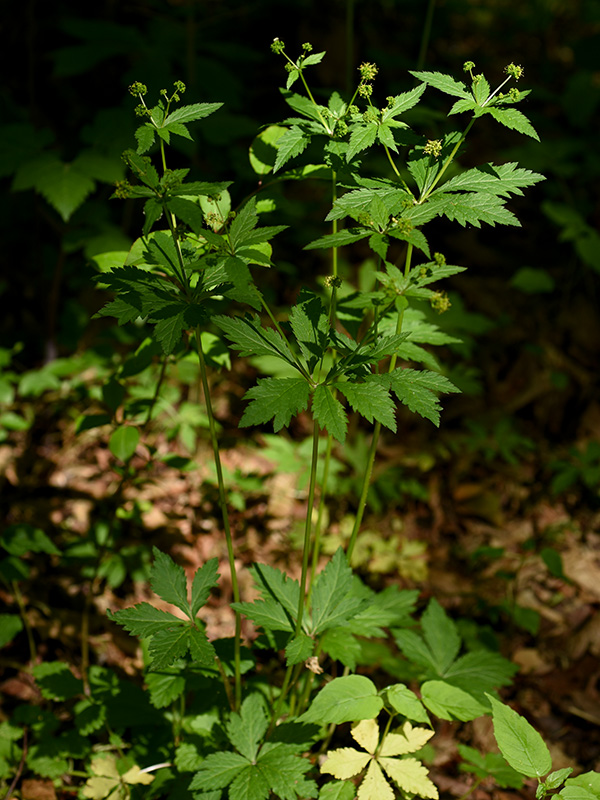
[5,46,591,800]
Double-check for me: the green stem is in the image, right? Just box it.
[295,420,320,636]
[374,711,395,758]
[144,355,168,426]
[12,581,36,662]
[195,326,242,711]
[346,244,414,562]
[457,777,485,800]
[308,433,333,599]
[420,118,475,201]
[416,0,436,69]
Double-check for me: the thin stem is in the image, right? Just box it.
[420,118,476,202]
[214,656,235,711]
[457,777,485,800]
[417,0,436,70]
[4,727,27,800]
[308,434,333,599]
[195,326,242,711]
[374,712,395,758]
[346,244,414,562]
[144,355,168,426]
[11,582,36,662]
[295,421,320,637]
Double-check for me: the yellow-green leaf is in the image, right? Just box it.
[358,760,394,800]
[321,747,371,780]
[352,719,379,754]
[380,721,434,756]
[379,756,439,798]
[122,766,154,786]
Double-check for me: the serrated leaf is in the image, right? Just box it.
[13,155,95,221]
[439,162,545,197]
[382,84,427,121]
[321,747,371,780]
[145,671,186,708]
[214,314,295,363]
[336,380,396,430]
[486,106,540,140]
[426,191,519,228]
[135,124,155,154]
[191,557,220,617]
[189,752,249,792]
[108,602,182,638]
[384,368,459,426]
[273,126,312,172]
[487,694,552,778]
[409,71,471,100]
[311,549,364,634]
[326,185,412,223]
[301,675,383,724]
[380,721,434,756]
[227,694,268,761]
[394,628,438,671]
[302,51,326,67]
[232,597,295,633]
[320,626,362,669]
[229,196,257,249]
[149,547,190,616]
[148,625,190,670]
[304,227,370,250]
[289,289,329,369]
[109,426,140,461]
[421,598,461,673]
[421,681,488,721]
[33,661,83,701]
[240,377,310,431]
[285,632,314,665]
[380,756,438,798]
[319,781,357,800]
[444,650,518,694]
[347,122,378,162]
[164,102,223,126]
[359,760,395,800]
[188,626,217,666]
[313,384,347,442]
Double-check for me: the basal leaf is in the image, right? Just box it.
[191,557,220,617]
[150,547,190,617]
[145,671,186,708]
[409,71,471,100]
[320,626,362,670]
[227,694,268,762]
[300,675,383,724]
[421,598,461,674]
[108,602,181,638]
[487,695,552,778]
[256,747,318,800]
[240,377,310,431]
[311,548,364,634]
[189,752,250,792]
[251,562,301,619]
[312,384,347,442]
[336,380,396,431]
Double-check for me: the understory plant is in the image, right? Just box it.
[4,43,599,800]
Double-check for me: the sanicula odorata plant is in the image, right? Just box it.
[53,47,598,800]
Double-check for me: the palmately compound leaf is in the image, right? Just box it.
[439,162,545,198]
[444,650,518,695]
[336,380,397,431]
[190,557,220,617]
[386,684,430,725]
[107,602,182,638]
[421,598,461,674]
[312,384,348,443]
[163,102,223,126]
[487,694,552,778]
[379,756,438,799]
[321,747,371,781]
[384,368,460,426]
[240,377,310,431]
[214,314,296,364]
[148,625,191,671]
[227,693,268,762]
[189,752,250,792]
[380,721,435,756]
[285,632,314,665]
[485,106,540,141]
[150,547,191,617]
[421,681,488,722]
[310,548,365,634]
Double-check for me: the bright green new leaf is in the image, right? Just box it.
[382,84,427,121]
[301,675,383,724]
[312,384,347,442]
[108,426,140,462]
[150,547,190,616]
[560,787,599,800]
[487,694,552,778]
[421,680,488,721]
[387,683,430,725]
